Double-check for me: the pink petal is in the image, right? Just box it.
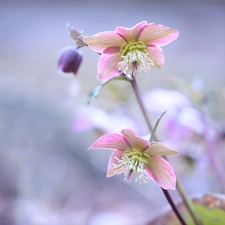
[138,23,179,47]
[145,142,178,156]
[146,46,164,68]
[98,49,121,80]
[107,150,124,177]
[83,31,126,53]
[121,129,149,151]
[88,133,132,151]
[115,21,148,43]
[145,156,176,190]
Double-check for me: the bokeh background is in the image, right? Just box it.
[1,0,225,224]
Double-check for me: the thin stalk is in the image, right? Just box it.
[162,188,187,225]
[131,77,201,225]
[177,180,201,225]
[130,77,154,133]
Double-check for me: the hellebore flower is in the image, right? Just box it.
[88,129,178,190]
[57,46,82,75]
[84,21,178,80]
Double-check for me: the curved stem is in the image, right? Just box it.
[131,77,201,225]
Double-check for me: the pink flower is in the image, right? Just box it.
[84,21,178,80]
[88,129,178,190]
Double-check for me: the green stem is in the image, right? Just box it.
[131,76,201,225]
[177,180,201,225]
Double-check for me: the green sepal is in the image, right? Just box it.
[87,74,132,104]
[150,110,167,142]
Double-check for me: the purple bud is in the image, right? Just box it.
[57,46,82,75]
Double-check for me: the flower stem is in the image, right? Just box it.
[161,188,187,225]
[131,76,201,225]
[130,77,154,133]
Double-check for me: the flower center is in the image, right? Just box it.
[113,150,150,184]
[118,41,154,77]
[120,42,148,56]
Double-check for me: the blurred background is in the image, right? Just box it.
[0,0,225,224]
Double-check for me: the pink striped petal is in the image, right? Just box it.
[121,129,149,151]
[145,142,178,156]
[138,23,179,47]
[145,156,176,190]
[107,150,124,177]
[98,50,121,80]
[115,21,148,43]
[138,23,179,46]
[83,31,126,53]
[88,133,132,151]
[146,46,164,68]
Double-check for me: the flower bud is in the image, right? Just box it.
[57,46,82,75]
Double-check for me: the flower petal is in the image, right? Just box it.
[107,150,124,177]
[83,31,126,53]
[98,49,121,80]
[138,23,179,47]
[145,142,178,156]
[145,156,176,190]
[146,46,164,68]
[115,21,148,43]
[88,133,132,151]
[121,129,149,151]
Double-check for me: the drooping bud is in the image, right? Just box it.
[57,46,82,75]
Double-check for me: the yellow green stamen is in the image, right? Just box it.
[113,150,150,184]
[118,41,154,77]
[120,42,148,56]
